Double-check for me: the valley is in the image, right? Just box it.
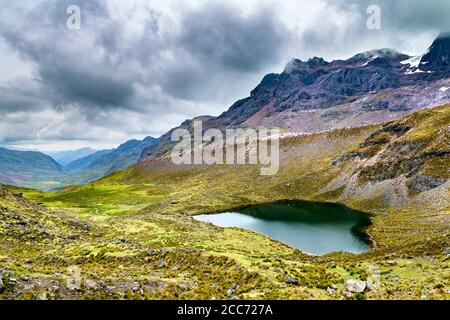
[1,104,449,300]
[1,33,450,301]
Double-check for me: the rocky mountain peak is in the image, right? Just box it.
[351,48,405,63]
[284,57,329,73]
[420,32,450,72]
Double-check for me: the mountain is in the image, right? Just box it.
[21,104,448,299]
[142,33,450,160]
[0,137,158,189]
[46,148,97,166]
[77,137,158,182]
[420,32,450,73]
[64,149,113,172]
[0,147,67,189]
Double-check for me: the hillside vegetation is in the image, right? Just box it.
[1,105,449,300]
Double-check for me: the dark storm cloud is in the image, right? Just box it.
[178,4,286,72]
[0,0,288,115]
[1,0,450,148]
[297,0,450,61]
[0,0,135,111]
[158,3,288,101]
[0,85,46,114]
[336,0,450,31]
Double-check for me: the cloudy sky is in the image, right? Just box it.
[0,0,449,151]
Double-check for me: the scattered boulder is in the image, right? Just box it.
[226,284,239,297]
[67,278,81,291]
[156,260,166,269]
[131,282,140,293]
[443,248,450,255]
[327,287,336,295]
[386,260,396,266]
[284,277,298,285]
[20,275,29,282]
[345,279,367,293]
[341,290,353,298]
[0,277,4,291]
[116,237,130,244]
[84,279,98,290]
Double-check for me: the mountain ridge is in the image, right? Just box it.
[141,33,450,160]
[0,136,158,190]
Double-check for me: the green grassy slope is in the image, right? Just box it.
[1,105,449,300]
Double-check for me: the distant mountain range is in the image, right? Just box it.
[3,33,450,190]
[0,147,66,189]
[73,136,158,182]
[64,149,113,172]
[46,148,97,166]
[0,136,157,190]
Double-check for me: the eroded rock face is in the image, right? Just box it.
[408,176,446,192]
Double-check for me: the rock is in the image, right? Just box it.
[39,292,48,300]
[345,279,367,293]
[131,282,140,293]
[386,260,396,266]
[156,260,166,268]
[226,289,234,297]
[211,283,217,289]
[231,283,239,290]
[116,237,130,244]
[231,296,240,300]
[84,279,98,290]
[99,281,114,293]
[172,265,179,271]
[67,278,81,291]
[20,275,29,282]
[176,283,189,291]
[331,284,338,290]
[284,277,298,285]
[0,277,4,291]
[327,287,336,295]
[341,290,353,298]
[366,280,374,291]
[443,248,450,255]
[410,175,445,193]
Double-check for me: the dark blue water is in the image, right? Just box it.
[195,201,371,255]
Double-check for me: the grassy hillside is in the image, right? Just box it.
[1,105,449,300]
